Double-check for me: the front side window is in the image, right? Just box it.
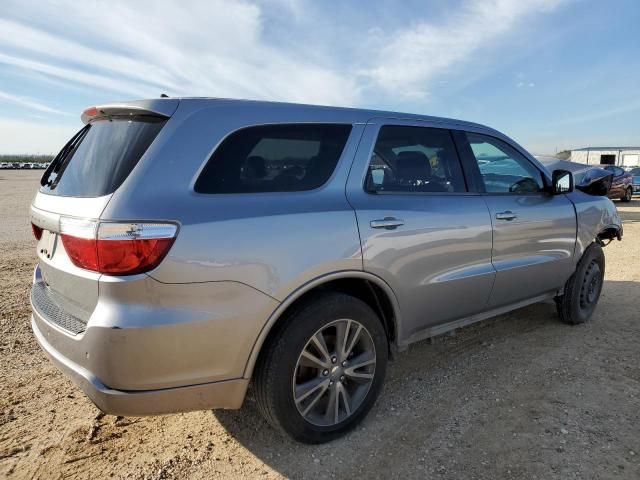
[195,124,352,193]
[365,125,466,193]
[466,133,544,194]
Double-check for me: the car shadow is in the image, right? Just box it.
[213,280,640,478]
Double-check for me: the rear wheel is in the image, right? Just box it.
[621,187,632,202]
[555,243,605,324]
[254,292,388,443]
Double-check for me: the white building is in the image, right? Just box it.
[570,147,640,168]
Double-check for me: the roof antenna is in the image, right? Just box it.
[160,93,169,98]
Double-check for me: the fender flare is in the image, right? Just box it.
[242,270,402,379]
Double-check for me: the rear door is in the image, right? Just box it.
[346,119,495,343]
[454,131,576,308]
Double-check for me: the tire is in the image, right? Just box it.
[555,243,605,324]
[620,187,632,202]
[253,292,388,443]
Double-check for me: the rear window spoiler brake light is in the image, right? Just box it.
[81,101,179,124]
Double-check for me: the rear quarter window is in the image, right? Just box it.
[194,124,352,194]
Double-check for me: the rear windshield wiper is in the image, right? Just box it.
[41,125,90,188]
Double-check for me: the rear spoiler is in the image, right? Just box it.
[81,99,180,124]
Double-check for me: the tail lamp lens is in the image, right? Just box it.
[59,217,177,275]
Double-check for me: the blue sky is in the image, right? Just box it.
[0,0,638,154]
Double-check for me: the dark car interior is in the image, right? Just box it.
[365,127,466,193]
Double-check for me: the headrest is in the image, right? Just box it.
[245,156,267,179]
[396,151,431,179]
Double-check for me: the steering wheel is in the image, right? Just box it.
[509,177,539,194]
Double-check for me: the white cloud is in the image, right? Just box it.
[0,89,71,115]
[0,0,566,107]
[0,0,359,106]
[365,0,565,98]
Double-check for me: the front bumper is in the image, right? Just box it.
[32,313,248,415]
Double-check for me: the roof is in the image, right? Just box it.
[571,147,640,151]
[180,97,497,130]
[91,97,499,134]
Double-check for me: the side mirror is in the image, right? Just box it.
[575,168,614,196]
[551,169,573,194]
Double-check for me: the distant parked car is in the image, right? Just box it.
[603,166,633,202]
[629,167,640,195]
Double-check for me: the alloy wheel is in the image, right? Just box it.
[292,319,376,427]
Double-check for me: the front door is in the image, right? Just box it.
[456,131,577,308]
[346,120,495,343]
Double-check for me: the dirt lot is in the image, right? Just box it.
[1,170,639,479]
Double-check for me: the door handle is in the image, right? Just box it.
[495,211,517,221]
[370,217,405,229]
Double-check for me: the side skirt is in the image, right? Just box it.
[399,291,559,348]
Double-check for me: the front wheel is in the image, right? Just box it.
[621,187,632,202]
[254,292,388,443]
[555,243,605,324]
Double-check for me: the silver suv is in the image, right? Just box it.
[30,98,622,443]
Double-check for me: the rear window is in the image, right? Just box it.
[40,116,166,197]
[194,124,352,194]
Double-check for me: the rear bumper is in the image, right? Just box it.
[32,314,248,415]
[29,262,279,415]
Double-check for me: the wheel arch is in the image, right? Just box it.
[242,271,402,379]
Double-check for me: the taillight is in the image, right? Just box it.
[96,223,177,275]
[60,217,177,275]
[31,222,43,240]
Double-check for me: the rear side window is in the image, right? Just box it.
[365,125,466,193]
[194,124,352,194]
[41,117,166,197]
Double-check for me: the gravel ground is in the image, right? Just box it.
[1,170,639,479]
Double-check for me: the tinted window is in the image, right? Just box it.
[365,126,466,193]
[40,117,166,197]
[195,124,352,194]
[466,133,544,194]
